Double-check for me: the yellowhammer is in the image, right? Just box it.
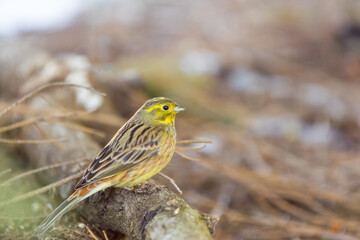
[35,97,184,235]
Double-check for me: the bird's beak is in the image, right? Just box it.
[173,105,185,112]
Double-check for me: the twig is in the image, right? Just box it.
[0,101,122,127]
[91,225,103,237]
[211,182,233,217]
[102,230,109,240]
[189,192,359,240]
[34,122,65,151]
[175,150,201,162]
[0,101,53,115]
[0,169,12,179]
[39,95,70,113]
[0,170,85,207]
[0,137,67,144]
[0,82,106,119]
[175,145,206,151]
[0,158,89,187]
[158,172,183,195]
[49,120,106,138]
[176,140,212,145]
[86,226,100,240]
[196,157,360,234]
[0,111,91,133]
[0,214,48,220]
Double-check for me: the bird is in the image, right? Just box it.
[35,97,185,235]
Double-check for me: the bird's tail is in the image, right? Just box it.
[35,180,111,236]
[34,190,84,236]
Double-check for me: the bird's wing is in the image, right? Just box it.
[75,123,160,190]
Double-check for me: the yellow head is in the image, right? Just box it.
[135,97,185,126]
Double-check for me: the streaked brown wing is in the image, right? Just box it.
[75,123,160,190]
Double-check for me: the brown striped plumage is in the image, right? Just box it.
[35,97,184,236]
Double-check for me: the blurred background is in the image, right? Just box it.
[1,0,360,239]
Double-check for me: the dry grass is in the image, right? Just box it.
[2,0,360,239]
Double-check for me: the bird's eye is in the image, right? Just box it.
[162,105,169,111]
